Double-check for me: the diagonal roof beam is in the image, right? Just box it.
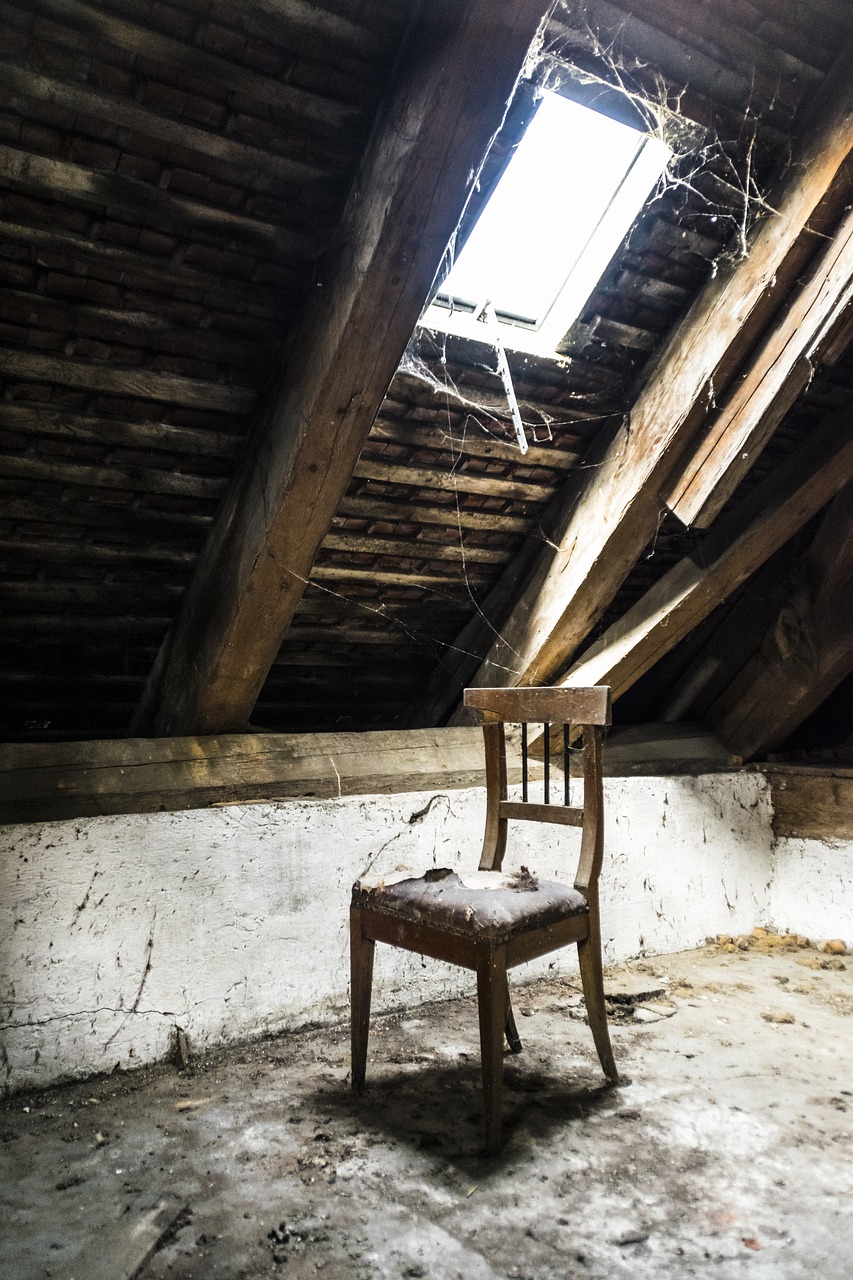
[665,202,853,529]
[544,412,853,741]
[134,0,554,737]
[444,43,853,713]
[708,478,853,760]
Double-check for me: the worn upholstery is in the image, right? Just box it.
[352,866,587,943]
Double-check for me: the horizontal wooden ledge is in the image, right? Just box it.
[0,59,334,187]
[321,532,511,564]
[310,564,491,589]
[24,0,370,131]
[352,458,556,503]
[0,453,228,499]
[0,219,295,308]
[765,769,853,840]
[0,726,491,823]
[369,418,578,470]
[0,404,244,460]
[0,350,257,413]
[0,536,194,568]
[336,495,533,534]
[0,144,321,261]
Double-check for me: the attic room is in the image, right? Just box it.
[1,0,852,1274]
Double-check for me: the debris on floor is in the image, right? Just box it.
[1,942,851,1280]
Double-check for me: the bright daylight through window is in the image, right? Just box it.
[420,91,670,358]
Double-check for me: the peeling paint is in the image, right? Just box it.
[0,773,793,1095]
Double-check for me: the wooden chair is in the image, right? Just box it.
[350,685,617,1153]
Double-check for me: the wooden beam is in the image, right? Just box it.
[709,480,853,759]
[0,219,294,309]
[336,495,533,534]
[352,457,556,503]
[24,0,364,135]
[0,60,330,185]
[767,768,853,839]
[0,145,318,260]
[0,404,242,460]
[0,350,256,414]
[321,532,511,565]
[135,0,554,737]
[0,727,489,823]
[665,202,853,528]
[0,453,227,500]
[448,42,853,707]
[547,416,853,728]
[369,418,578,469]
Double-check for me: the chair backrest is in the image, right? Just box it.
[463,686,611,893]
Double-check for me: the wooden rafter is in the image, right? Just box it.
[708,480,853,759]
[435,44,853,719]
[544,414,853,741]
[665,202,853,528]
[134,0,554,737]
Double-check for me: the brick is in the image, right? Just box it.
[150,1,198,41]
[112,344,146,366]
[136,228,178,257]
[0,322,28,344]
[0,113,21,144]
[140,79,186,115]
[83,279,122,306]
[90,63,136,96]
[165,167,209,200]
[149,354,218,380]
[45,205,91,234]
[99,220,141,248]
[0,263,36,289]
[76,112,121,145]
[242,39,284,77]
[65,337,111,360]
[198,21,246,61]
[44,273,88,300]
[206,181,243,210]
[116,151,161,183]
[27,329,65,351]
[69,138,121,171]
[18,121,64,154]
[125,131,170,162]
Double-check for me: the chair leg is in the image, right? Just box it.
[505,996,523,1054]
[476,947,508,1155]
[350,907,375,1095]
[577,921,618,1083]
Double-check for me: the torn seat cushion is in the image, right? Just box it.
[351,868,587,943]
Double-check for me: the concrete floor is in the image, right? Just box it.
[2,941,852,1280]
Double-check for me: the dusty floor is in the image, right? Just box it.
[1,941,852,1280]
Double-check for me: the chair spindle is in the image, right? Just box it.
[543,723,550,803]
[563,724,570,806]
[521,722,528,802]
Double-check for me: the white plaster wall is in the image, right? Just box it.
[1,772,774,1094]
[767,835,853,943]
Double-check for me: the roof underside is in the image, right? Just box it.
[1,0,852,767]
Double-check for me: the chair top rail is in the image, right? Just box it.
[464,686,611,726]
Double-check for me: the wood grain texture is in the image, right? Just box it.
[551,414,853,731]
[768,771,853,839]
[464,685,612,725]
[710,480,853,758]
[666,201,853,527]
[0,727,489,823]
[135,0,554,736]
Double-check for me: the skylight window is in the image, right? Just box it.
[421,92,670,357]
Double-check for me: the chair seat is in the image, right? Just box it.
[352,866,587,943]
